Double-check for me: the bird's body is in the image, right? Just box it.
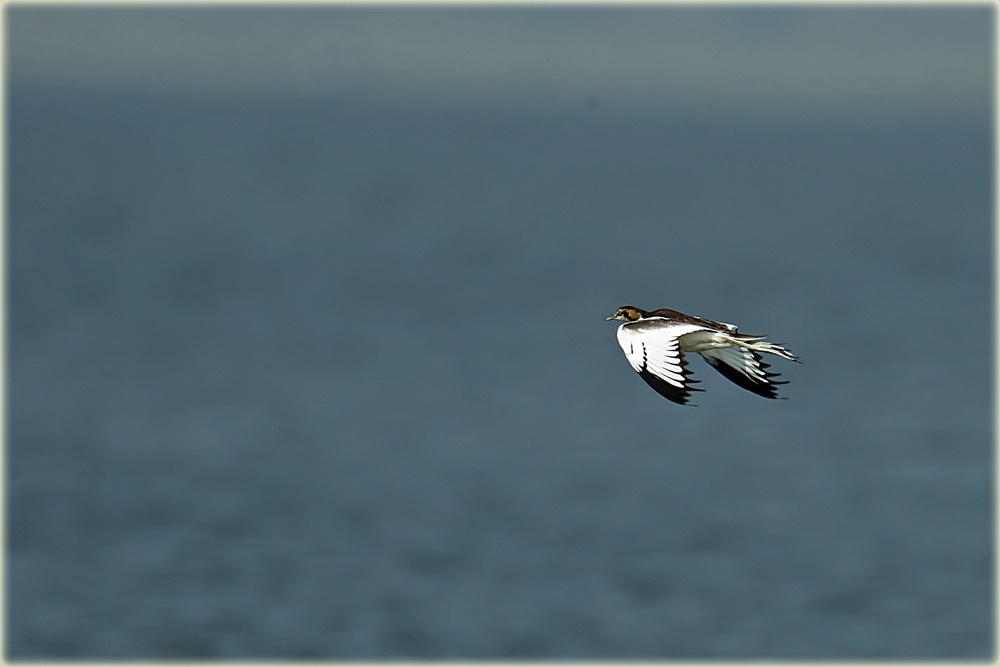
[606,306,799,405]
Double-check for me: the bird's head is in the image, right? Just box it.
[605,306,643,322]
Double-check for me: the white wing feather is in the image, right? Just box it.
[616,320,706,387]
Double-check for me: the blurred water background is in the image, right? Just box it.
[6,5,994,659]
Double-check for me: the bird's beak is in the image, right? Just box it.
[605,313,618,321]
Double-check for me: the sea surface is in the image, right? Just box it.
[6,6,994,659]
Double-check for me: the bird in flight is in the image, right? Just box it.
[606,305,800,405]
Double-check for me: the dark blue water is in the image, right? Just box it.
[7,6,994,659]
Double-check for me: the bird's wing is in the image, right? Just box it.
[616,319,706,405]
[698,346,787,399]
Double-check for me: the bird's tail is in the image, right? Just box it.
[725,335,800,363]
